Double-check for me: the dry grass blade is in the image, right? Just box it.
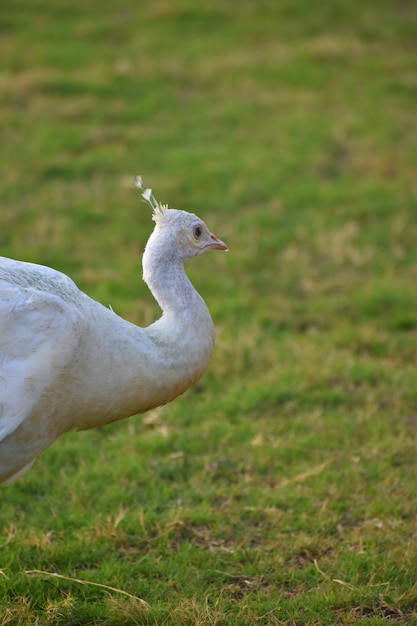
[25,570,150,607]
[332,578,361,593]
[313,559,329,580]
[276,461,329,488]
[314,561,361,593]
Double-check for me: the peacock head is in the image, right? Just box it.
[136,176,227,262]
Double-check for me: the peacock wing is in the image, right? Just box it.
[0,285,86,442]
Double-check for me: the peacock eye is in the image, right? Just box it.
[193,225,202,239]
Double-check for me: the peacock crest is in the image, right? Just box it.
[135,176,168,223]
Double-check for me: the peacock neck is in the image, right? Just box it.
[71,230,217,427]
[142,229,207,319]
[151,268,207,321]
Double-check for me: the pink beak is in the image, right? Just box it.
[207,232,228,251]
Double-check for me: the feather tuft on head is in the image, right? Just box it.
[135,176,168,222]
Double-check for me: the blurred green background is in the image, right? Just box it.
[1,1,416,624]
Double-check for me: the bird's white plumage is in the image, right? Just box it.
[0,258,88,436]
[0,189,226,486]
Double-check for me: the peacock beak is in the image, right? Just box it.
[207,233,228,251]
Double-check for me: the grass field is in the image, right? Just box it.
[1,1,417,624]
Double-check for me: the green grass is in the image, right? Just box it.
[1,0,417,624]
